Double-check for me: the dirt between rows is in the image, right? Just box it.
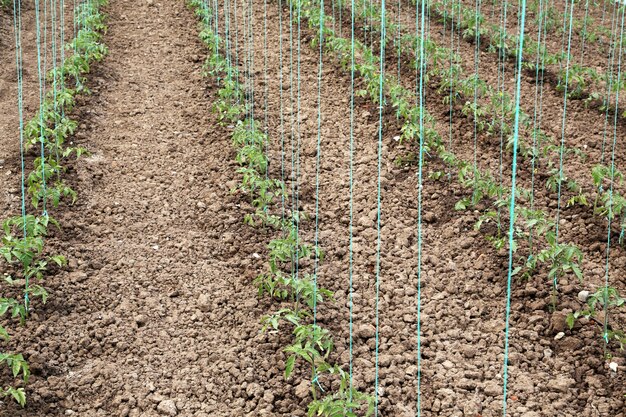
[0,0,624,416]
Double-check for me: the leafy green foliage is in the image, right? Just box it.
[0,0,107,407]
[568,287,626,351]
[191,1,374,414]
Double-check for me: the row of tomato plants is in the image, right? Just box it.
[350,0,626,257]
[188,0,376,415]
[350,0,626,282]
[421,0,626,118]
[293,0,626,351]
[521,0,612,45]
[348,0,588,206]
[0,0,108,406]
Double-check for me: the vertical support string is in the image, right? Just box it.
[502,0,527,414]
[416,0,426,414]
[602,4,625,352]
[373,0,385,413]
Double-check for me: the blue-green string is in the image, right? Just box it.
[294,0,303,283]
[35,0,48,218]
[502,0,527,414]
[278,0,287,221]
[554,0,575,266]
[348,0,356,400]
[416,0,426,413]
[579,0,590,65]
[232,0,241,104]
[472,0,482,175]
[600,0,619,164]
[496,0,509,234]
[602,4,625,351]
[288,0,298,273]
[263,0,268,139]
[374,0,385,413]
[12,0,27,241]
[312,0,325,326]
[529,0,548,255]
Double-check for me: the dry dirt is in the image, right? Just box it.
[0,0,624,416]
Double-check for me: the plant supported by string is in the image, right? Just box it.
[1,215,67,294]
[567,286,626,351]
[591,164,626,239]
[0,0,108,407]
[189,1,375,414]
[0,215,67,408]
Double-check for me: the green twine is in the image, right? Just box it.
[602,4,625,352]
[294,0,303,282]
[554,0,575,250]
[232,0,242,103]
[348,0,356,399]
[600,0,619,164]
[35,0,48,217]
[312,0,325,391]
[496,0,509,234]
[472,0,482,174]
[263,0,268,138]
[289,0,297,244]
[278,0,287,220]
[416,0,426,414]
[12,0,27,242]
[502,0,527,414]
[374,0,385,413]
[246,0,255,124]
[312,0,324,312]
[529,0,549,255]
[579,0,590,65]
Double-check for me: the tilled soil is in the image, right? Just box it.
[0,0,624,416]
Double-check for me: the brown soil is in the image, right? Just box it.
[0,0,624,416]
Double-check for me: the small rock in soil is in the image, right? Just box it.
[423,211,437,223]
[483,381,500,396]
[578,290,590,302]
[548,376,575,393]
[246,382,263,398]
[355,324,376,339]
[550,312,568,333]
[294,379,310,399]
[135,315,147,327]
[442,360,454,370]
[157,399,178,416]
[69,271,88,283]
[198,293,210,312]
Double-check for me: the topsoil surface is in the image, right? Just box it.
[0,0,624,416]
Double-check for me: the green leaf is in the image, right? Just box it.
[50,255,67,266]
[572,265,583,282]
[566,313,576,330]
[5,387,26,407]
[284,355,295,379]
[0,325,9,341]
